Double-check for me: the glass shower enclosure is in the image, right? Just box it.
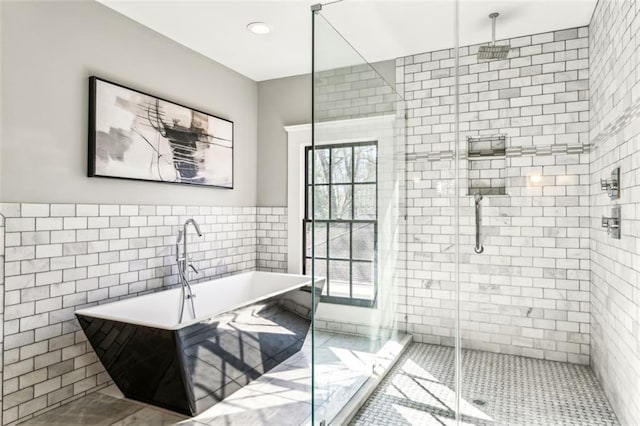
[308,5,409,425]
[309,0,628,425]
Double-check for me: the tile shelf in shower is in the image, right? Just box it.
[469,186,507,196]
[467,135,507,196]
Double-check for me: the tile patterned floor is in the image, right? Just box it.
[23,392,195,426]
[21,331,392,426]
[22,340,619,426]
[351,343,620,426]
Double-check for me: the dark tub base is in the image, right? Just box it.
[77,282,323,416]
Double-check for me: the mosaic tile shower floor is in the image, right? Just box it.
[20,340,619,425]
[351,343,619,426]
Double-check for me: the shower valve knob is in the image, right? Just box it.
[601,207,621,239]
[601,168,620,199]
[600,179,617,191]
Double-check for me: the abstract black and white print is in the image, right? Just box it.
[89,77,233,188]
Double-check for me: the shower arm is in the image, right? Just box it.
[490,12,499,46]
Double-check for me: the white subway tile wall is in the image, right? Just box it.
[398,27,592,364]
[315,64,397,122]
[0,203,288,425]
[256,207,288,272]
[589,1,640,424]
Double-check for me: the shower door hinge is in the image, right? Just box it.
[311,3,322,12]
[319,420,326,426]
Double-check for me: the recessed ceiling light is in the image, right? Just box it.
[247,22,271,35]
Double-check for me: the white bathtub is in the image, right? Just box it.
[76,271,318,330]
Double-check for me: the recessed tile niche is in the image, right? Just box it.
[467,135,506,196]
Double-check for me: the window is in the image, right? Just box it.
[303,142,377,307]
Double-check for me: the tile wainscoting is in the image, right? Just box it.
[0,203,286,425]
[256,207,288,272]
[0,216,4,419]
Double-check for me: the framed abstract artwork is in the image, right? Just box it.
[88,76,233,188]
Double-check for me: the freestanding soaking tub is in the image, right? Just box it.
[75,271,324,416]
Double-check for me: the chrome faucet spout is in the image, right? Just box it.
[184,218,203,237]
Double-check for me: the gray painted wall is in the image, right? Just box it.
[256,60,395,206]
[1,1,258,206]
[257,74,311,206]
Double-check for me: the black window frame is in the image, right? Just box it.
[302,141,378,308]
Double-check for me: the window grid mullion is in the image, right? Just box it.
[351,145,355,221]
[305,257,374,264]
[327,148,332,297]
[350,145,355,299]
[311,181,376,186]
[328,148,332,220]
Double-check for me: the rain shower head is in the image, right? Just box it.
[478,44,510,60]
[478,12,510,60]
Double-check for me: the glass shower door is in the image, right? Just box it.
[310,7,407,425]
[454,4,604,425]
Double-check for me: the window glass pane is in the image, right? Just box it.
[329,223,350,259]
[309,185,329,220]
[304,142,378,305]
[328,260,350,298]
[314,148,330,184]
[306,222,327,258]
[354,145,376,182]
[354,184,376,219]
[306,258,328,295]
[307,149,312,183]
[331,147,352,183]
[352,262,374,300]
[317,259,328,295]
[331,185,352,219]
[352,223,374,260]
[305,221,310,257]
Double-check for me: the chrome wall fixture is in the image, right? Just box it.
[602,206,621,239]
[176,218,203,322]
[474,194,484,253]
[477,13,511,60]
[601,167,620,199]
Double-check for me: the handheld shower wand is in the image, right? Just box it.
[474,194,484,254]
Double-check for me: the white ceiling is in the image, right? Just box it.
[99,0,597,82]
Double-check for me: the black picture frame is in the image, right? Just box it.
[88,76,234,189]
